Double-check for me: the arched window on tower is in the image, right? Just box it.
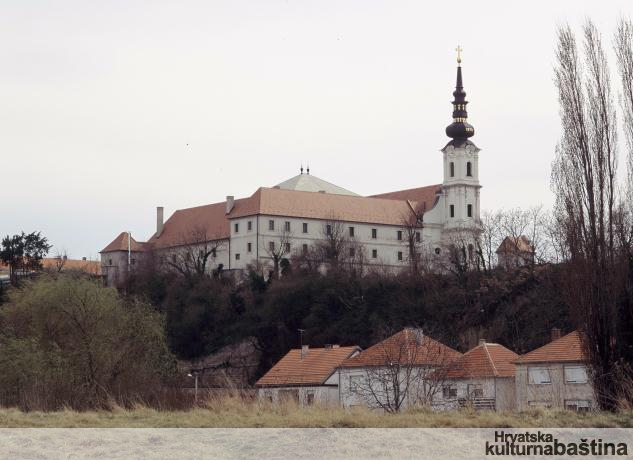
[450,162,455,177]
[467,162,472,177]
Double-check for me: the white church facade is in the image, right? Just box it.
[100,57,482,285]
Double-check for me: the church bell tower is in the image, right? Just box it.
[441,47,482,240]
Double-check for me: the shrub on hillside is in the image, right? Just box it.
[0,274,177,410]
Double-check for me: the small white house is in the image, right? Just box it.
[431,340,518,412]
[256,345,359,406]
[514,330,596,411]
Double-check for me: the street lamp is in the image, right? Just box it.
[187,370,199,403]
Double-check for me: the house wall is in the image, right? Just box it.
[257,385,340,407]
[100,251,141,286]
[515,362,596,411]
[431,377,496,411]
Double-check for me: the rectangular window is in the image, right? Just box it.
[326,224,332,235]
[565,399,591,412]
[372,249,377,259]
[211,248,216,258]
[108,259,112,265]
[199,249,204,258]
[349,226,355,237]
[415,231,421,243]
[371,228,377,239]
[269,241,275,252]
[285,221,291,232]
[302,222,308,233]
[130,258,136,265]
[467,161,472,176]
[442,386,457,399]
[528,367,552,385]
[397,230,402,241]
[450,205,455,218]
[450,162,455,177]
[349,247,355,258]
[247,242,252,253]
[564,365,588,384]
[306,392,315,406]
[349,375,362,391]
[235,253,240,260]
[234,223,239,233]
[268,220,275,231]
[284,243,291,252]
[467,204,473,217]
[247,221,252,231]
[467,384,483,398]
[302,243,308,253]
[397,251,403,261]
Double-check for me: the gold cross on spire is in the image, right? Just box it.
[456,45,463,64]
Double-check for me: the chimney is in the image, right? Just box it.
[551,328,561,342]
[324,344,332,350]
[301,344,309,359]
[226,196,235,214]
[156,206,164,237]
[479,339,486,346]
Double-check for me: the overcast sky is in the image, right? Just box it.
[2,0,632,259]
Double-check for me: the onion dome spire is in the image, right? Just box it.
[445,46,475,147]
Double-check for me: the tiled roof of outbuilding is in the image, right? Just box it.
[256,346,359,387]
[514,331,586,364]
[444,342,518,378]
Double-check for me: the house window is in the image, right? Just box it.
[269,220,275,231]
[467,161,472,176]
[264,391,273,403]
[528,367,552,385]
[443,386,457,399]
[450,162,455,177]
[302,244,308,253]
[108,259,112,265]
[211,248,216,258]
[349,375,362,391]
[371,228,377,239]
[435,247,441,255]
[467,384,483,398]
[130,258,136,265]
[326,224,332,235]
[269,241,275,252]
[372,249,377,258]
[564,365,588,384]
[234,223,239,233]
[199,249,204,258]
[565,399,591,412]
[415,232,421,243]
[247,221,252,231]
[171,254,177,263]
[349,226,355,237]
[349,247,355,257]
[306,392,315,406]
[450,205,455,218]
[467,204,473,217]
[397,251,403,261]
[468,244,474,261]
[235,253,240,260]
[285,221,291,232]
[247,242,252,253]
[397,230,402,241]
[302,222,308,233]
[284,243,291,253]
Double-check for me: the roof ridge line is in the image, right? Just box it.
[482,343,499,377]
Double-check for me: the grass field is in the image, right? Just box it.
[1,397,632,428]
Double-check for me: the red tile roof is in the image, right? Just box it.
[100,232,148,253]
[370,184,442,212]
[340,328,461,368]
[514,331,586,364]
[256,346,359,387]
[41,258,101,275]
[444,342,518,379]
[496,235,534,254]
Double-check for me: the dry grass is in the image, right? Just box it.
[1,396,633,428]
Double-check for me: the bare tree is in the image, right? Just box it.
[344,328,458,413]
[167,225,225,278]
[552,21,633,410]
[264,227,292,279]
[400,203,426,275]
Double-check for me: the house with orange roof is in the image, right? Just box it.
[336,328,462,412]
[256,344,360,406]
[100,58,484,284]
[431,339,518,412]
[514,329,596,411]
[496,235,535,269]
